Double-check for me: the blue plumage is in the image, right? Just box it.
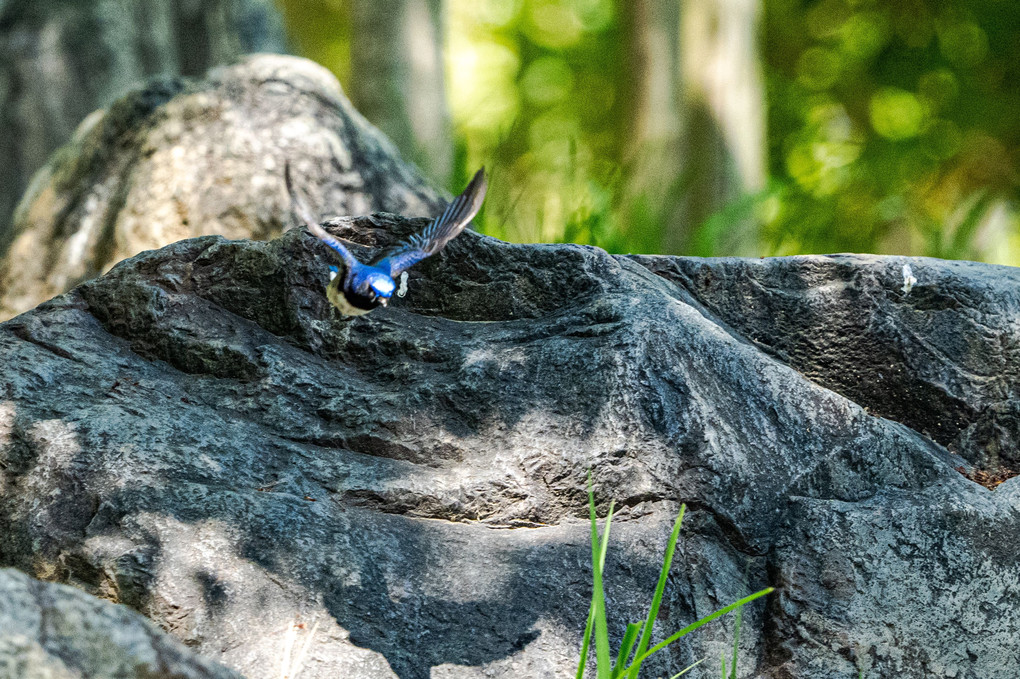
[285,166,487,315]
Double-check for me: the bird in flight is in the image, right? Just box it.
[285,165,487,316]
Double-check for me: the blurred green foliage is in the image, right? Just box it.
[275,0,352,85]
[445,0,632,250]
[764,0,1019,263]
[275,0,1019,263]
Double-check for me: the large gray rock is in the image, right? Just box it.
[633,255,1020,473]
[0,54,444,321]
[0,0,287,244]
[1,51,1018,679]
[0,212,1018,678]
[0,567,242,678]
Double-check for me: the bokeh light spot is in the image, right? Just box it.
[938,21,989,68]
[522,57,575,106]
[918,69,959,109]
[570,0,614,32]
[447,39,521,132]
[470,0,524,28]
[796,48,842,90]
[807,0,849,40]
[840,11,890,61]
[525,2,584,49]
[870,88,927,140]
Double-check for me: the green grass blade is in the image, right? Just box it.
[626,588,774,670]
[588,478,614,679]
[579,473,616,679]
[595,501,615,677]
[576,602,596,679]
[598,502,614,572]
[669,657,706,678]
[625,503,686,679]
[729,606,742,679]
[611,622,643,678]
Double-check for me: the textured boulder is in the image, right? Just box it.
[0,54,444,320]
[0,0,286,242]
[2,50,1020,679]
[633,255,1020,473]
[0,210,1018,678]
[0,567,241,679]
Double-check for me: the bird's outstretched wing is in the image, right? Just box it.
[284,163,359,272]
[377,168,487,277]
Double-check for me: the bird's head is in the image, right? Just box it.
[354,269,396,307]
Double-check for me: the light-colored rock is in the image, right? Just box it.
[0,567,242,679]
[0,54,443,320]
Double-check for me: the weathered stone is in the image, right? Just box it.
[632,255,1020,473]
[0,211,1017,677]
[0,567,242,679]
[1,52,1019,679]
[764,486,1020,678]
[0,54,443,320]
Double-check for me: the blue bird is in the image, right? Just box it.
[285,166,487,316]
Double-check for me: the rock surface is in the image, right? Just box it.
[0,567,242,679]
[0,214,1018,678]
[633,255,1020,473]
[0,54,444,321]
[0,0,286,243]
[1,54,1020,679]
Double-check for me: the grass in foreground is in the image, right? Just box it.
[577,477,773,679]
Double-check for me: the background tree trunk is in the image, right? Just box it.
[0,0,286,247]
[349,0,453,188]
[618,0,684,253]
[619,0,765,256]
[672,0,766,255]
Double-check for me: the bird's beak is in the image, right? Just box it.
[379,298,388,307]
